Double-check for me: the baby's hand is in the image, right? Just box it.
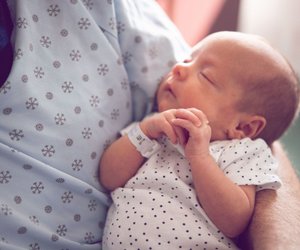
[139,110,186,144]
[172,108,211,159]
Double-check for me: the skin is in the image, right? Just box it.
[241,142,300,249]
[100,32,294,239]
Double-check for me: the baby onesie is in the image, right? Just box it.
[103,129,281,249]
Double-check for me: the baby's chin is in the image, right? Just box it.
[157,97,179,112]
[157,103,176,112]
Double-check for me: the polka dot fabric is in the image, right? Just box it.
[102,125,281,249]
[211,138,282,191]
[0,0,189,249]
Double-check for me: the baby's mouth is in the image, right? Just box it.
[165,83,175,98]
[165,74,176,96]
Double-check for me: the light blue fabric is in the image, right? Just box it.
[115,0,190,120]
[0,0,189,249]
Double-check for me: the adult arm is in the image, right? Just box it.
[242,142,300,249]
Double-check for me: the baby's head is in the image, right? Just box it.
[207,32,299,144]
[157,31,299,144]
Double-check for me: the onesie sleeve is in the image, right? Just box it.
[219,138,282,191]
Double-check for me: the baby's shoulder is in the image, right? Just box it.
[209,138,273,162]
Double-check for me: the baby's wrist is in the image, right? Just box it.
[127,123,161,158]
[139,120,153,139]
[187,151,212,166]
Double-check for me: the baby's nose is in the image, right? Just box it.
[172,63,188,80]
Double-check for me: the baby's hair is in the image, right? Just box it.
[238,56,300,145]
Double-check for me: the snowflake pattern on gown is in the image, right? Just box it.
[0,0,189,249]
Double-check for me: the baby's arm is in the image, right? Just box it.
[172,108,255,238]
[99,132,145,191]
[100,110,184,191]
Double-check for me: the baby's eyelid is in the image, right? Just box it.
[201,72,209,80]
[200,72,213,84]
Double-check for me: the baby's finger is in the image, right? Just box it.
[175,109,201,127]
[172,118,195,134]
[173,125,187,145]
[163,123,178,144]
[186,108,209,126]
[161,111,180,144]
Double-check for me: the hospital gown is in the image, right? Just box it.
[0,0,189,249]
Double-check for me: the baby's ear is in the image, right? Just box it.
[235,115,266,139]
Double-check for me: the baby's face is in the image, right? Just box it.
[156,32,275,141]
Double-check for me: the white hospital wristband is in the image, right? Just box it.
[127,123,161,158]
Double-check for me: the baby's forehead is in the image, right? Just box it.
[193,33,288,73]
[193,33,262,54]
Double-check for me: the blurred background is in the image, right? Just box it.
[157,0,300,176]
